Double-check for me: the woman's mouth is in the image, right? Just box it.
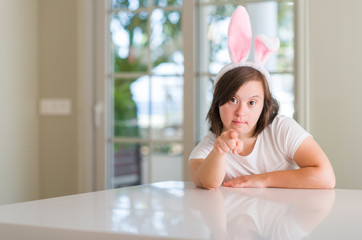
[233,120,247,125]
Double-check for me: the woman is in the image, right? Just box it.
[188,6,335,190]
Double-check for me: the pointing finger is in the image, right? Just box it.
[230,130,238,139]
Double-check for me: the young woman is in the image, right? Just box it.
[188,6,335,190]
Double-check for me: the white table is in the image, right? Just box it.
[0,181,361,239]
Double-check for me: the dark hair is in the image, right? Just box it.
[207,66,279,137]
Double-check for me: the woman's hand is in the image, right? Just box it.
[214,129,243,155]
[223,174,268,188]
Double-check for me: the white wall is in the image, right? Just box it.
[0,0,39,204]
[0,0,82,205]
[38,0,79,199]
[309,0,362,189]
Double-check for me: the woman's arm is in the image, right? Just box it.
[189,130,242,190]
[189,150,226,190]
[223,136,336,189]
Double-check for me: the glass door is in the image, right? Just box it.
[107,0,184,188]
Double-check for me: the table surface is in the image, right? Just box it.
[0,181,362,240]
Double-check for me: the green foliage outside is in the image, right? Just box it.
[112,0,182,139]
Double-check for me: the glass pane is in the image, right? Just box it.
[112,0,150,10]
[196,75,213,142]
[247,2,278,73]
[114,78,149,138]
[276,1,294,72]
[153,0,183,7]
[150,143,183,183]
[112,143,142,188]
[150,76,183,141]
[130,76,152,138]
[197,1,294,74]
[270,73,294,118]
[197,4,236,75]
[151,9,183,73]
[247,1,292,73]
[111,11,149,72]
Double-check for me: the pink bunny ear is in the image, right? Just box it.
[254,34,280,65]
[228,6,252,63]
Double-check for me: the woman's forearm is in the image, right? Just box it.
[265,166,335,189]
[223,166,335,189]
[192,149,227,190]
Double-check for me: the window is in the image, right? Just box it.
[102,0,296,188]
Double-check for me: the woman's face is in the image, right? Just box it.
[219,80,264,138]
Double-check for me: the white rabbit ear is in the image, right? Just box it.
[228,6,252,63]
[254,34,280,65]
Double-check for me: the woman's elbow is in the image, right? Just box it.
[190,175,220,190]
[194,179,221,190]
[319,179,335,189]
[325,175,336,189]
[200,182,220,190]
[319,169,336,189]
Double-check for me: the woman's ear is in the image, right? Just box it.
[228,6,252,63]
[253,34,280,66]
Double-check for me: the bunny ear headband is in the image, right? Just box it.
[214,6,280,86]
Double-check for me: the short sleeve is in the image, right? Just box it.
[188,132,216,160]
[272,116,311,159]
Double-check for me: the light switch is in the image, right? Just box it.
[40,99,71,116]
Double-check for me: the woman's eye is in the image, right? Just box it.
[230,97,238,103]
[249,100,256,106]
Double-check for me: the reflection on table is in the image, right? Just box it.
[1,181,362,239]
[186,185,335,240]
[111,182,335,239]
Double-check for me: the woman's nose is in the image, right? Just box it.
[235,103,246,116]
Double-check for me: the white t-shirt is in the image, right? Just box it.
[189,115,311,181]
